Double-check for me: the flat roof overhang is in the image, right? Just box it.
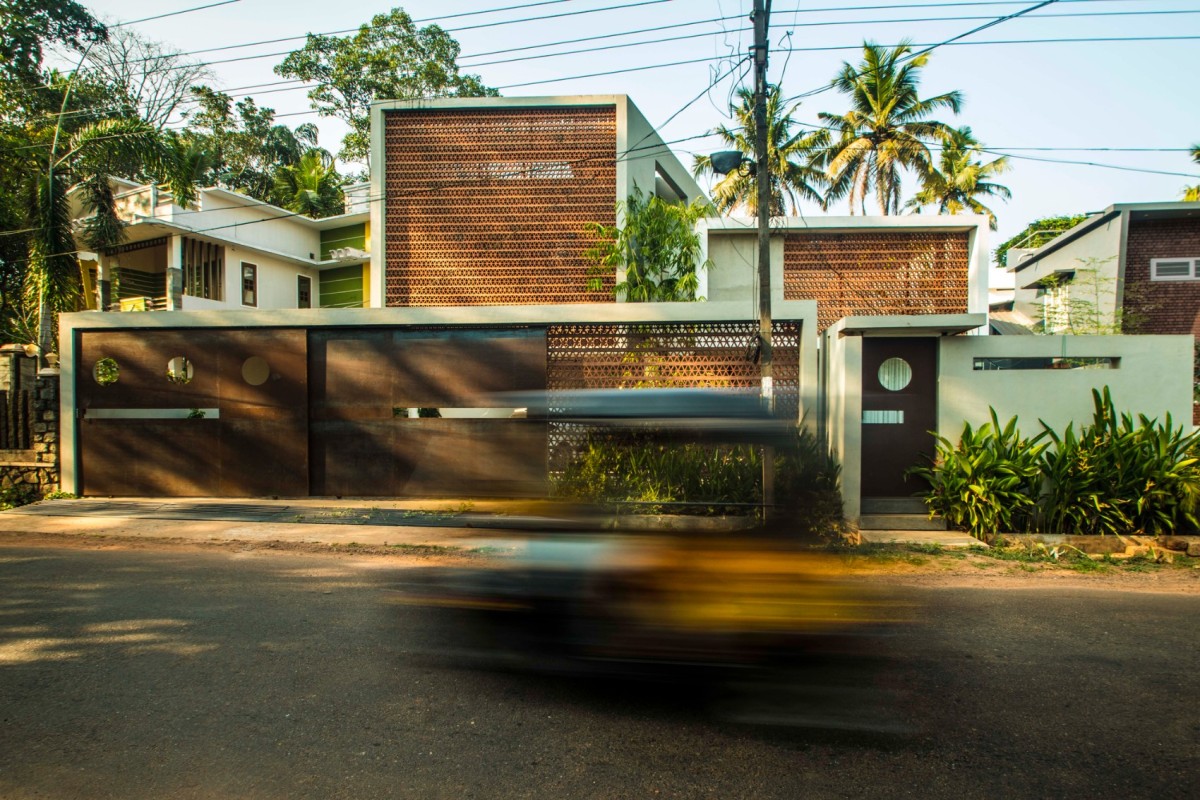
[829,313,987,337]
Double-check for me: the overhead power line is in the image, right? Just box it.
[111,0,242,29]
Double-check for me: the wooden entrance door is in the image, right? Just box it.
[860,337,937,498]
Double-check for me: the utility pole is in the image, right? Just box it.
[752,0,775,510]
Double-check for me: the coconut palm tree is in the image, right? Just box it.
[818,41,962,215]
[272,149,345,218]
[1184,144,1199,202]
[904,127,1011,230]
[692,86,828,216]
[27,116,182,357]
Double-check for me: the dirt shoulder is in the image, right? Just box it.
[2,528,1198,594]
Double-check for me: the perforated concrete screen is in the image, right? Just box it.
[383,106,618,306]
[545,322,801,468]
[784,230,970,330]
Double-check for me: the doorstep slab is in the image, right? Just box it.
[858,529,987,548]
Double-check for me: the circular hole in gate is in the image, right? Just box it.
[166,356,194,385]
[242,356,270,386]
[93,357,119,386]
[878,357,913,392]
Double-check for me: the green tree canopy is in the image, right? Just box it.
[274,7,498,166]
[904,126,1011,230]
[691,86,827,216]
[993,213,1089,268]
[0,0,107,82]
[179,87,329,205]
[819,40,962,215]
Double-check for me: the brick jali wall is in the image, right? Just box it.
[1121,217,1200,424]
[783,231,970,331]
[384,106,617,306]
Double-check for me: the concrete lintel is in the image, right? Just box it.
[830,313,987,337]
[702,215,988,234]
[60,300,819,334]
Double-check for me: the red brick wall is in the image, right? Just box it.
[1122,217,1200,336]
[783,230,970,331]
[1121,217,1200,424]
[383,106,617,307]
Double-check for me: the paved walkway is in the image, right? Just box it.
[0,498,985,549]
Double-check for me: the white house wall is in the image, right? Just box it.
[194,193,322,259]
[178,245,320,311]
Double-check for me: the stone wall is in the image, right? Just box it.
[0,369,59,499]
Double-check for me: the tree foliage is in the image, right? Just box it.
[903,126,1010,230]
[585,188,713,302]
[993,213,1089,268]
[275,7,497,165]
[0,0,107,82]
[819,40,961,215]
[691,86,827,216]
[1184,144,1199,202]
[81,27,211,130]
[178,87,341,209]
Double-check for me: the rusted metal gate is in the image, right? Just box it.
[77,329,309,496]
[307,328,548,497]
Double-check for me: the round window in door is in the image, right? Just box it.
[878,357,913,391]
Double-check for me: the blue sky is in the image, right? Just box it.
[77,0,1200,260]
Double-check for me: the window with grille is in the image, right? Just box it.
[1151,258,1199,281]
[182,237,224,301]
[297,275,312,309]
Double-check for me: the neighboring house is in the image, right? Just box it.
[70,178,372,312]
[1009,202,1200,336]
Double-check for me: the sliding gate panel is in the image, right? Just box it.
[76,329,308,496]
[308,328,548,497]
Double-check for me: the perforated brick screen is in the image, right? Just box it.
[546,322,801,468]
[383,106,618,306]
[784,231,970,330]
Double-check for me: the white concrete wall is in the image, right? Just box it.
[821,330,863,523]
[223,248,320,310]
[1011,217,1123,326]
[938,334,1194,438]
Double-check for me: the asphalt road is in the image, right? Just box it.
[0,543,1196,799]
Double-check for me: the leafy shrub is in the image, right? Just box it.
[553,432,760,515]
[909,389,1200,539]
[553,424,844,536]
[908,410,1047,540]
[775,424,844,539]
[1037,388,1200,536]
[0,484,39,510]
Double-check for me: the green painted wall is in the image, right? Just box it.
[320,223,367,260]
[319,264,364,308]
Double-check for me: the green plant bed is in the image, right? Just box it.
[552,426,844,539]
[909,388,1200,541]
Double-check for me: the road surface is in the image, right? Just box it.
[0,541,1196,799]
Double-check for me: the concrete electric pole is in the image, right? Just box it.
[752,0,775,509]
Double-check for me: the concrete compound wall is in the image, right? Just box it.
[938,333,1194,436]
[823,322,1193,525]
